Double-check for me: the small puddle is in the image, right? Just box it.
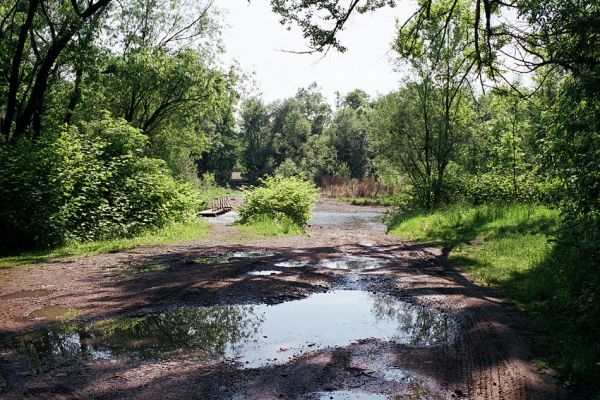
[205,211,239,225]
[319,257,385,270]
[274,260,308,268]
[309,211,386,232]
[1,289,55,300]
[194,250,275,265]
[28,306,79,321]
[9,291,456,373]
[119,264,167,277]
[317,391,388,400]
[247,270,282,276]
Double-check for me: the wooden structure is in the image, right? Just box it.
[199,196,233,217]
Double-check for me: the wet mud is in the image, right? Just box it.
[0,198,567,399]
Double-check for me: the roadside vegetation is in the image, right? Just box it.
[0,219,209,267]
[238,175,319,235]
[389,204,598,394]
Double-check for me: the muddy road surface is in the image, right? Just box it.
[0,199,566,399]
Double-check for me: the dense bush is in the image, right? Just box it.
[0,115,200,250]
[453,173,563,205]
[238,175,319,227]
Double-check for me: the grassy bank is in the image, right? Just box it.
[0,219,210,267]
[389,204,600,396]
[388,204,558,294]
[340,196,396,207]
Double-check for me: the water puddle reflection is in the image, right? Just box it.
[309,211,386,232]
[8,291,455,373]
[247,270,282,276]
[118,264,167,277]
[319,257,385,271]
[274,260,308,268]
[194,250,275,265]
[29,306,79,321]
[1,289,55,300]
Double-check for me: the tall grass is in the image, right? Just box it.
[390,204,558,294]
[0,219,210,267]
[321,175,395,199]
[389,204,600,396]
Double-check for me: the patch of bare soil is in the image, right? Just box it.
[0,200,568,399]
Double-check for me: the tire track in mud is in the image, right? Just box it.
[0,199,568,399]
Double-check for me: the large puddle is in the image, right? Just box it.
[7,291,455,373]
[1,289,55,300]
[309,211,386,232]
[193,250,275,265]
[204,208,386,232]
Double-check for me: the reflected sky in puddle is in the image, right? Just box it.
[316,391,388,400]
[7,291,455,373]
[309,211,386,232]
[319,257,386,271]
[247,270,282,276]
[274,260,308,268]
[194,250,275,265]
[1,289,55,300]
[205,211,239,225]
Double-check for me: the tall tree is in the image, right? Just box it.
[0,0,112,139]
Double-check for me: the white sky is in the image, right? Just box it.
[221,1,418,105]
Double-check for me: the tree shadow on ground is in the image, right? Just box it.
[0,239,571,399]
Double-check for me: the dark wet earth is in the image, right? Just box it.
[0,202,565,400]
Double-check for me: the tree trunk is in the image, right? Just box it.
[64,66,84,125]
[1,0,40,140]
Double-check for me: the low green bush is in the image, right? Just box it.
[0,114,200,250]
[238,175,319,227]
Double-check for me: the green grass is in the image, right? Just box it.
[340,196,396,206]
[235,214,305,239]
[388,204,600,396]
[389,204,558,296]
[0,219,210,267]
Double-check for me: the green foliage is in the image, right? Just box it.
[0,219,209,267]
[239,84,340,184]
[0,115,200,249]
[238,175,319,227]
[341,197,396,207]
[389,204,600,396]
[328,107,371,179]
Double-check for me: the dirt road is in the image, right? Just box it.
[0,199,566,399]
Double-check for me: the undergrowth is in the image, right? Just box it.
[235,214,305,238]
[340,196,396,206]
[0,219,210,267]
[389,204,600,397]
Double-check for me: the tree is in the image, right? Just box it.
[239,98,275,183]
[328,92,372,179]
[0,0,113,139]
[270,0,600,82]
[371,0,475,208]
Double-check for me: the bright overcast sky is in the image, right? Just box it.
[221,1,418,105]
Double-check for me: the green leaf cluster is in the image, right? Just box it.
[0,114,199,249]
[238,175,319,228]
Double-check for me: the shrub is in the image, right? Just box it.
[0,115,200,250]
[238,175,319,227]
